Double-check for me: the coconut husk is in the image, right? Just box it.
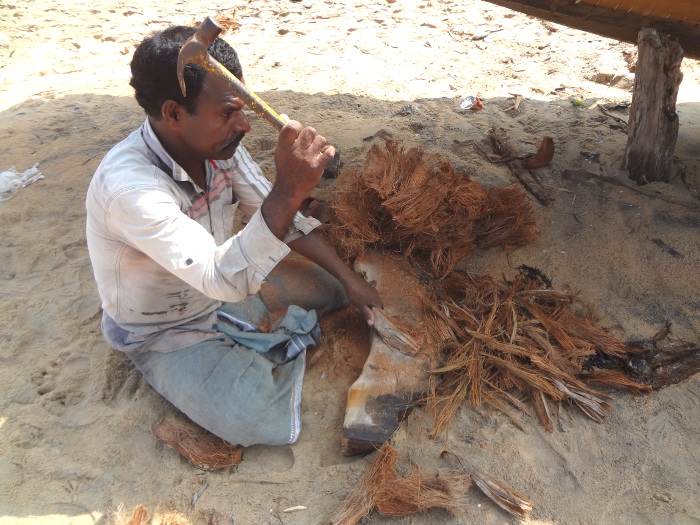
[469,466,534,519]
[112,505,148,525]
[372,307,422,356]
[551,378,611,423]
[522,136,555,169]
[591,338,700,390]
[424,270,651,437]
[153,415,242,470]
[332,445,535,524]
[331,445,471,525]
[579,369,653,394]
[327,141,538,277]
[440,451,534,519]
[327,140,649,436]
[126,505,148,525]
[113,505,190,525]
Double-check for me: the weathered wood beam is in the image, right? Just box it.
[481,0,700,60]
[578,0,700,25]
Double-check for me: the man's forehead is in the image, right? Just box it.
[201,73,243,105]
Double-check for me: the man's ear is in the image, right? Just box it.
[161,100,183,126]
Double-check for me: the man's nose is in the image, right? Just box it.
[233,111,251,133]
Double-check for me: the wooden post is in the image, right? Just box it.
[623,28,684,185]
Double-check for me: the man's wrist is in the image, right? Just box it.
[335,264,364,290]
[261,190,303,240]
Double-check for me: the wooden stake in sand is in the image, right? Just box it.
[623,27,684,184]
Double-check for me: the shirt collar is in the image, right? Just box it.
[142,118,194,184]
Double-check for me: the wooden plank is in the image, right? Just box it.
[579,0,700,24]
[341,250,438,456]
[481,0,700,59]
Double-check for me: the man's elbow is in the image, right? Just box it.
[200,268,263,303]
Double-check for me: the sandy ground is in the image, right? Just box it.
[1,0,699,524]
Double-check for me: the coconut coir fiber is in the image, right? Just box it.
[327,140,539,277]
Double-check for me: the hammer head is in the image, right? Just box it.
[177,17,223,97]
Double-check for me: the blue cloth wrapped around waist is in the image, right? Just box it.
[215,305,320,364]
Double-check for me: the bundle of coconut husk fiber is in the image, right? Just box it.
[153,415,242,470]
[331,445,534,524]
[327,140,539,278]
[423,270,652,437]
[331,445,471,525]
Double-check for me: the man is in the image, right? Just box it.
[86,26,382,447]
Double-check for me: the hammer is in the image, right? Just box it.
[177,17,287,131]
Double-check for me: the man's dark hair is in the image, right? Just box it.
[130,26,243,118]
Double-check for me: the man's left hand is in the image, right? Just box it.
[343,273,383,326]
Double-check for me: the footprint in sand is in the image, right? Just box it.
[31,352,90,416]
[239,444,296,474]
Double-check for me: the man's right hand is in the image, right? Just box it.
[261,120,335,240]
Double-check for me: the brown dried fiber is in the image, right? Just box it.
[327,141,648,440]
[424,272,651,437]
[154,415,242,470]
[332,446,535,524]
[331,445,471,525]
[328,141,539,277]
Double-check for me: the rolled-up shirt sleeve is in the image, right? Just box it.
[108,185,290,302]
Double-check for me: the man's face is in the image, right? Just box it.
[178,72,251,161]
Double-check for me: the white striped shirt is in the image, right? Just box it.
[85,119,320,353]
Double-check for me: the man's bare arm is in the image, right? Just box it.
[259,120,381,321]
[288,231,382,325]
[261,121,334,239]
